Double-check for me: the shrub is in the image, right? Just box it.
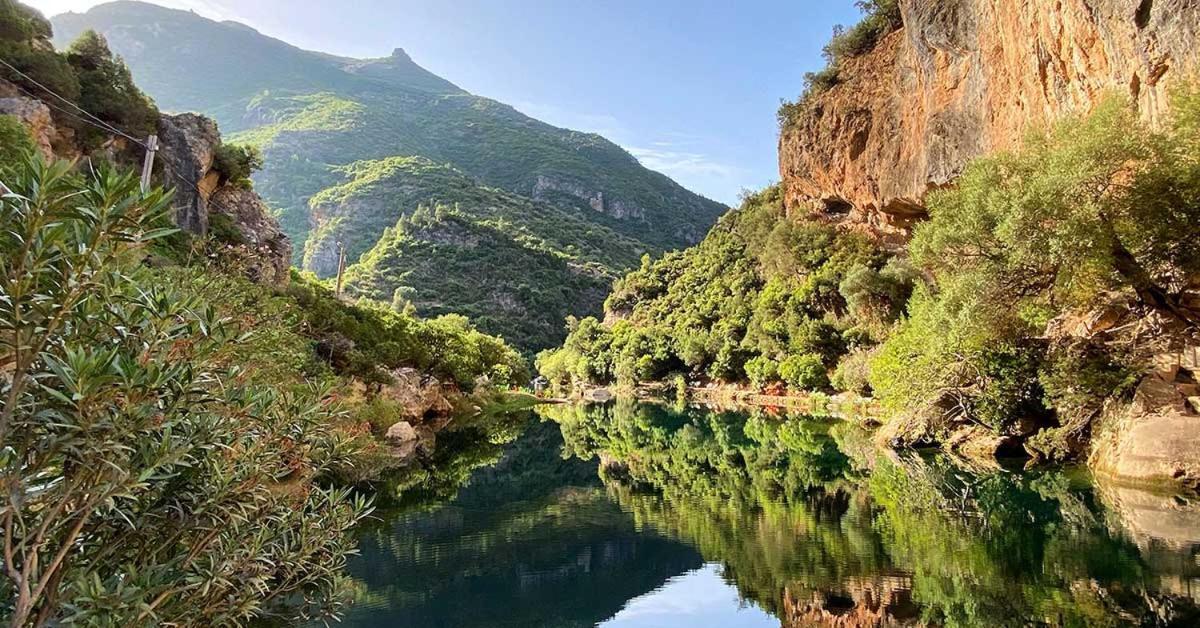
[213,142,264,187]
[0,157,368,625]
[824,0,903,60]
[780,353,829,391]
[832,349,874,396]
[744,355,780,389]
[778,0,903,126]
[873,87,1200,442]
[0,112,34,173]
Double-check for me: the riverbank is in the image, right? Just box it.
[568,382,881,423]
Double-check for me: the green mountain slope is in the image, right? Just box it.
[52,1,726,351]
[51,1,726,259]
[344,208,616,352]
[301,156,646,279]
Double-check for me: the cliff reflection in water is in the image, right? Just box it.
[546,400,1200,627]
[340,401,1200,627]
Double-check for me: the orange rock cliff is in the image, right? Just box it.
[779,0,1200,236]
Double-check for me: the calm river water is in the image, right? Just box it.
[336,401,1200,627]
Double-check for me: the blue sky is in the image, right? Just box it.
[599,564,777,628]
[30,0,863,205]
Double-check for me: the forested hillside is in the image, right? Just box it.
[51,1,727,350]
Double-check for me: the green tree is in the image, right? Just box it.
[0,1,81,107]
[65,30,159,149]
[212,142,263,188]
[779,353,828,391]
[873,87,1200,440]
[0,158,368,625]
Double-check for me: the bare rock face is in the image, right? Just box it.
[381,367,455,420]
[210,186,292,284]
[158,113,221,235]
[158,113,290,284]
[385,420,418,443]
[779,0,1200,235]
[1091,344,1200,491]
[532,174,646,220]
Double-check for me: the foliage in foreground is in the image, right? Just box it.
[0,160,368,625]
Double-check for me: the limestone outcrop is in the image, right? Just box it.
[209,186,292,284]
[780,0,1200,236]
[380,367,456,421]
[1091,344,1200,490]
[157,113,221,235]
[158,113,291,284]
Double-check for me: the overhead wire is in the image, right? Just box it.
[0,57,148,148]
[0,56,244,222]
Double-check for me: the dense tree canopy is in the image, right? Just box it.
[870,88,1200,450]
[538,186,911,395]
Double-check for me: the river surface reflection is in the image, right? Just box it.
[337,401,1200,627]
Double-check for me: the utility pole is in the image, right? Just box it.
[335,241,347,298]
[139,134,158,193]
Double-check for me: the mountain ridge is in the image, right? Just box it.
[52,0,727,351]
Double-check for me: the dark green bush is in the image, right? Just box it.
[780,353,829,391]
[213,142,263,187]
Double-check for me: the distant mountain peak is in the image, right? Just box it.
[390,47,412,62]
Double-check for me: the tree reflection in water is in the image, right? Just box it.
[544,400,1200,628]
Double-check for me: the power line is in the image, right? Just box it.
[0,57,148,148]
[0,61,247,231]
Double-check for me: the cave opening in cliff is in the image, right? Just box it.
[1136,0,1153,29]
[822,196,854,215]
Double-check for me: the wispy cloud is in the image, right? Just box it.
[627,145,742,180]
[509,100,745,199]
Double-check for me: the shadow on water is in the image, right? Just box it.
[337,400,1200,627]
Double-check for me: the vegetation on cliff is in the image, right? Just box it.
[0,0,156,152]
[871,89,1200,455]
[543,89,1200,463]
[537,185,912,394]
[778,0,902,127]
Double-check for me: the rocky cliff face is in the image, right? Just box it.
[157,113,291,284]
[780,0,1200,236]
